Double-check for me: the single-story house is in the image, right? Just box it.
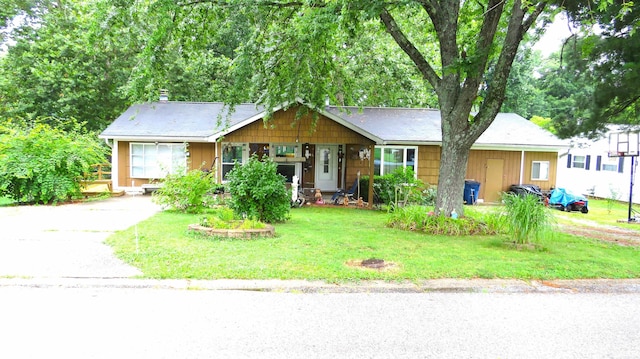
[556,125,640,204]
[99,98,567,203]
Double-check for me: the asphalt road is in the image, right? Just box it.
[0,286,639,359]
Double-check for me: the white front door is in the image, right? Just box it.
[315,145,338,191]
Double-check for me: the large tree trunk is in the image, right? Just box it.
[436,135,472,217]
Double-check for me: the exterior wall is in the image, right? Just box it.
[115,141,215,188]
[465,149,558,202]
[224,108,375,189]
[416,145,441,186]
[522,151,558,190]
[556,136,639,203]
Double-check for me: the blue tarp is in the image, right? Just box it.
[549,188,588,208]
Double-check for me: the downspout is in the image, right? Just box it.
[519,150,525,185]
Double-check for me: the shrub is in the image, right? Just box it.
[499,193,553,244]
[386,205,500,236]
[152,169,217,213]
[361,168,432,210]
[0,120,107,204]
[225,155,290,223]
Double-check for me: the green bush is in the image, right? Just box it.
[152,169,217,213]
[225,155,290,223]
[361,167,432,209]
[386,205,500,236]
[499,193,553,244]
[0,120,107,204]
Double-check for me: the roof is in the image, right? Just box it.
[99,102,264,141]
[325,106,568,150]
[101,101,567,151]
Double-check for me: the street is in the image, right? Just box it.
[1,286,638,358]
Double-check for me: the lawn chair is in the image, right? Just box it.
[331,178,359,205]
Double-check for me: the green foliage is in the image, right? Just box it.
[369,167,430,208]
[152,169,217,213]
[225,155,290,223]
[199,207,266,230]
[499,193,553,244]
[386,205,500,236]
[0,120,108,204]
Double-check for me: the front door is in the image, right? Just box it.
[315,145,338,191]
[484,158,504,202]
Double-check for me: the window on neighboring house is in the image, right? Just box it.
[374,146,417,176]
[222,143,246,180]
[531,161,549,180]
[130,143,187,179]
[602,157,618,172]
[572,155,586,169]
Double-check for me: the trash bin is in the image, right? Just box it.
[463,180,481,205]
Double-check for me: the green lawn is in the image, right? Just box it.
[106,202,640,281]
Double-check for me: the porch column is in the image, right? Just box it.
[368,144,375,209]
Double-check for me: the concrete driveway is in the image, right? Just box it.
[0,194,161,278]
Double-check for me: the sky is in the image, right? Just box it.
[533,14,577,57]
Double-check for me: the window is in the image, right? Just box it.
[130,143,186,179]
[374,146,417,176]
[273,144,300,183]
[602,157,618,172]
[222,143,246,180]
[572,155,586,169]
[531,161,549,180]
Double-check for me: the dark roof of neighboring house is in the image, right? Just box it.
[100,101,567,150]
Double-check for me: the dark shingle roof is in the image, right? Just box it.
[325,106,567,149]
[101,101,567,150]
[100,102,263,140]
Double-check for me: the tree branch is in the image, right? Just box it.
[379,8,441,90]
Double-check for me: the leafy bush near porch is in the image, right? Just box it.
[0,120,107,204]
[152,169,218,213]
[225,155,290,223]
[361,167,434,208]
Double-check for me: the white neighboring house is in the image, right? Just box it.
[556,126,640,204]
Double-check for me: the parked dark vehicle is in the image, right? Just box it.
[548,188,589,213]
[508,184,545,201]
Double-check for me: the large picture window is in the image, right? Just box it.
[374,146,417,176]
[130,143,186,179]
[531,161,549,181]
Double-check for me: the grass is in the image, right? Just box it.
[105,202,640,281]
[552,197,640,229]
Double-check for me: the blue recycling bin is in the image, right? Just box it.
[463,180,481,204]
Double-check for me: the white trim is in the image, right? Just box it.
[100,135,208,143]
[519,151,525,185]
[112,140,119,188]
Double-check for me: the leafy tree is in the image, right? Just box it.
[541,1,640,136]
[225,155,290,223]
[103,0,553,217]
[0,1,133,131]
[0,119,108,204]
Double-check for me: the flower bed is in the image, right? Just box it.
[188,223,275,239]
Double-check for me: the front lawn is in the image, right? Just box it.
[106,203,640,281]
